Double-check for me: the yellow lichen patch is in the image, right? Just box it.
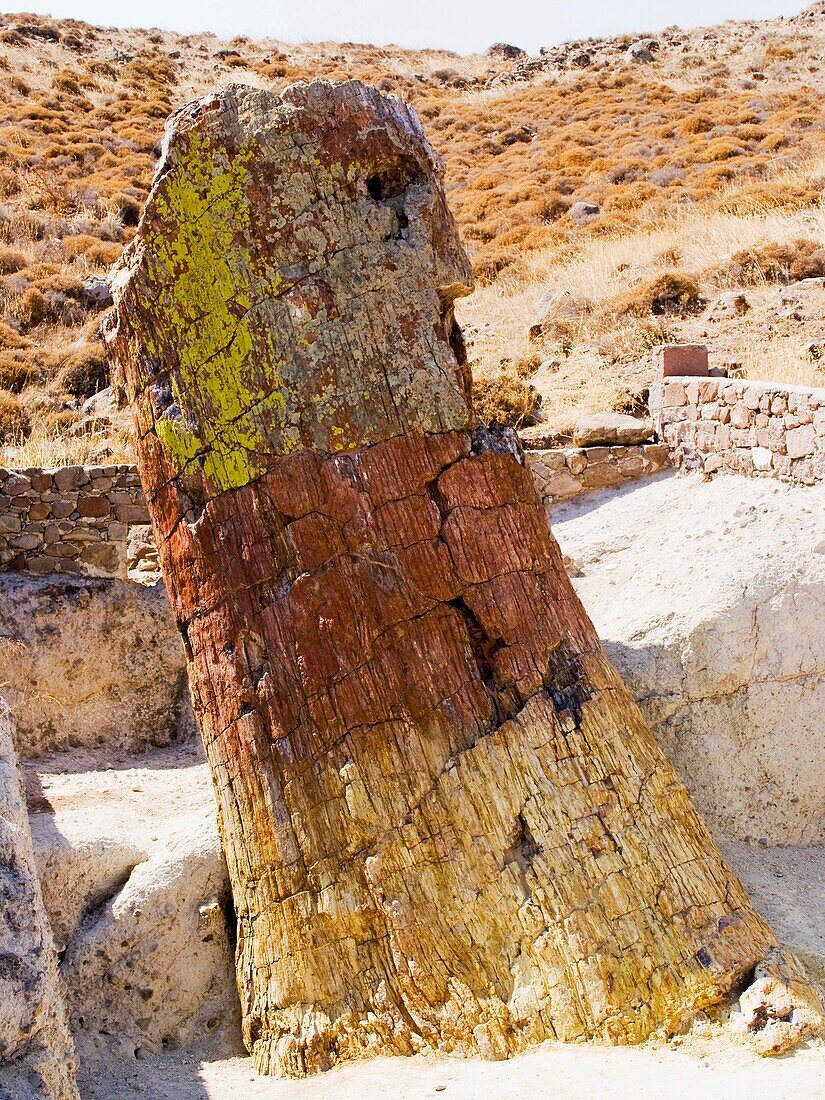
[145,130,286,490]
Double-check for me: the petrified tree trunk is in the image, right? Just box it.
[106,81,822,1076]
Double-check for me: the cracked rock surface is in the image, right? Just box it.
[25,741,237,1067]
[0,702,79,1100]
[107,79,822,1076]
[0,574,193,758]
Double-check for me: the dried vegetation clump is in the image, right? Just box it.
[0,8,822,452]
[472,371,542,428]
[710,238,825,286]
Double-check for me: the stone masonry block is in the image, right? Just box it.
[653,344,709,379]
[786,424,816,459]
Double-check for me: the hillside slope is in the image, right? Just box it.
[0,5,822,457]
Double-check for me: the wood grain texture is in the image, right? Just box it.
[106,80,823,1076]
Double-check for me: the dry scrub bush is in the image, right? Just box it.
[612,272,703,317]
[0,320,27,350]
[62,234,120,265]
[764,41,796,62]
[0,391,29,443]
[0,248,26,274]
[472,372,541,427]
[0,352,36,391]
[0,12,821,448]
[58,343,108,398]
[6,416,134,467]
[709,239,825,286]
[17,287,47,329]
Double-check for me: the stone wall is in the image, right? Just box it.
[650,377,825,482]
[0,464,149,578]
[527,442,671,505]
[0,448,674,578]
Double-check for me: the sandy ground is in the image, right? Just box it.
[70,820,825,1100]
[31,739,820,1098]
[43,470,824,1099]
[31,738,821,1098]
[78,1033,825,1100]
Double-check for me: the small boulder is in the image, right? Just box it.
[626,38,659,63]
[73,387,118,436]
[732,948,824,1056]
[569,201,600,225]
[486,42,527,60]
[79,276,113,310]
[80,386,117,422]
[573,413,654,447]
[533,288,592,330]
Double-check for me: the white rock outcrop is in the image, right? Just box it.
[28,744,237,1065]
[0,701,79,1100]
[553,472,825,845]
[0,574,192,757]
[2,466,820,1088]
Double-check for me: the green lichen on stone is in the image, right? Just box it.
[145,130,284,490]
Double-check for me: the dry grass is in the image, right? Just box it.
[460,159,825,432]
[2,417,134,467]
[0,10,821,454]
[737,338,825,387]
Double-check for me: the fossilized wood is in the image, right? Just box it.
[0,701,79,1100]
[106,80,823,1076]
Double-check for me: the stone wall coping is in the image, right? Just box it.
[0,463,137,477]
[528,443,666,458]
[660,377,825,400]
[527,441,671,506]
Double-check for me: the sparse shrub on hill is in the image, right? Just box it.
[0,390,29,442]
[17,287,47,330]
[472,371,541,427]
[52,69,82,94]
[0,247,26,275]
[612,272,703,317]
[0,320,27,350]
[710,239,825,286]
[0,351,36,392]
[681,115,715,135]
[62,235,121,265]
[58,344,108,398]
[765,41,797,62]
[113,195,141,227]
[0,10,820,455]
